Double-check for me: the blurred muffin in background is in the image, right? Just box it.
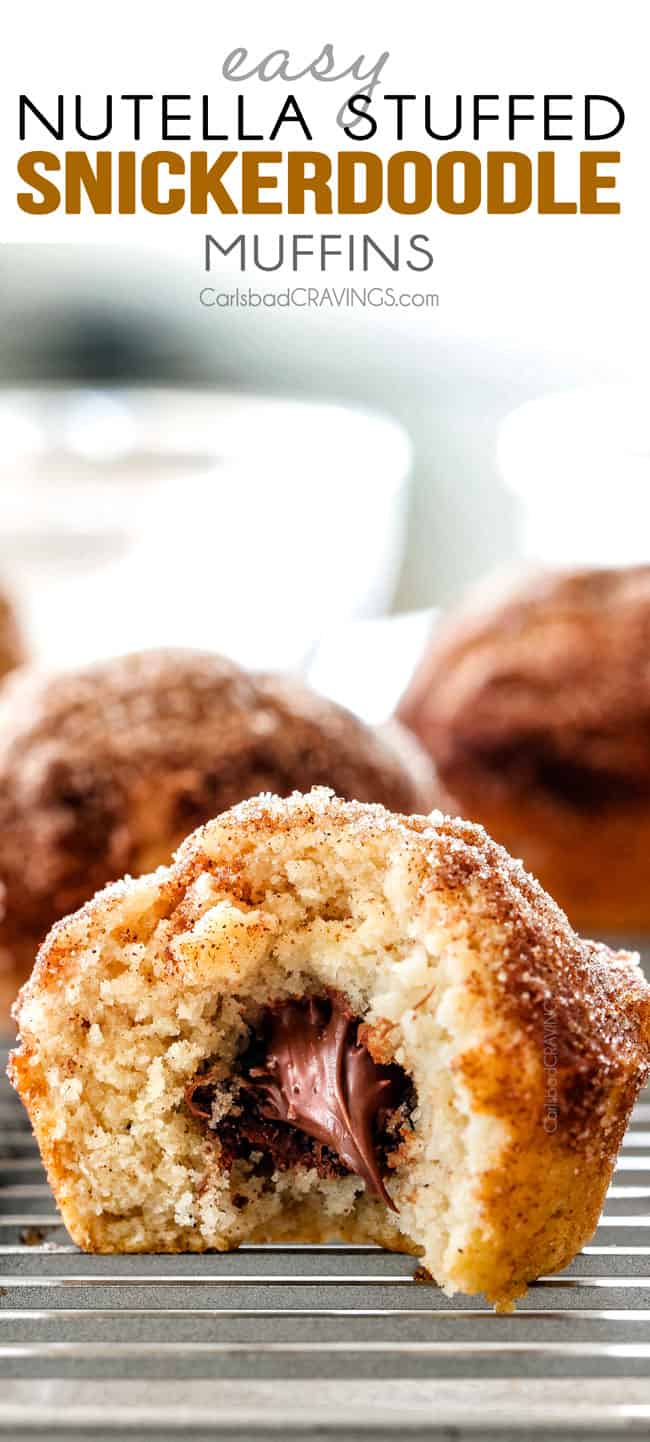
[397,566,650,933]
[0,589,26,684]
[0,647,434,1005]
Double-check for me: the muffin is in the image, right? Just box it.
[398,566,650,931]
[0,587,25,683]
[9,789,650,1307]
[0,648,432,1003]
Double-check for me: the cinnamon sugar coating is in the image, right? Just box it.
[0,649,432,979]
[9,789,650,1305]
[397,566,650,927]
[399,566,650,809]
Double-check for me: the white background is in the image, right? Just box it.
[0,0,647,629]
[1,0,647,355]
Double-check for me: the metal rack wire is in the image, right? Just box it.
[2,1036,650,1438]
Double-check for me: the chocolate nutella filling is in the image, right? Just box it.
[186,995,413,1210]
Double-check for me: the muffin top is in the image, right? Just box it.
[0,648,432,944]
[20,784,649,1104]
[398,565,650,812]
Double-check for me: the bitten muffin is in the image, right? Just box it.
[9,789,650,1308]
[0,588,25,684]
[0,649,433,1003]
[398,566,650,931]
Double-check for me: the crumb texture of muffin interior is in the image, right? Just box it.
[10,789,650,1308]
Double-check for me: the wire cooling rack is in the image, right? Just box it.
[2,1034,650,1440]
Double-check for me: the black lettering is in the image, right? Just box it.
[585,95,625,140]
[19,95,63,141]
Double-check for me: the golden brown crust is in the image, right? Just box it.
[397,565,650,928]
[0,589,26,686]
[439,795,650,932]
[18,788,650,1142]
[10,788,650,1304]
[0,649,432,994]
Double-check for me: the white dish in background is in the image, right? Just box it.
[498,381,650,568]
[0,388,412,672]
[307,609,436,724]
